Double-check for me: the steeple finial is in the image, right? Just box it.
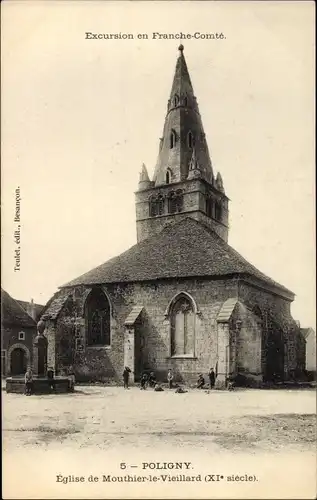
[178,44,184,53]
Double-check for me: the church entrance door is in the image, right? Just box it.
[10,348,27,375]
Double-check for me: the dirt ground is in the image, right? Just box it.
[2,386,316,499]
[2,386,316,453]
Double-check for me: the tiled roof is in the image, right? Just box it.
[41,290,72,320]
[124,306,143,326]
[16,300,44,321]
[1,289,37,328]
[61,218,294,298]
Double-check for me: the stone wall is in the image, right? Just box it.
[237,277,304,380]
[51,278,238,384]
[46,275,304,385]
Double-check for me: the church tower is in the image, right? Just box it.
[135,45,229,243]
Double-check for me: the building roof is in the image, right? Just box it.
[41,290,72,321]
[61,217,294,298]
[16,300,44,321]
[1,289,37,328]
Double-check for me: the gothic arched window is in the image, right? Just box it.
[187,131,194,149]
[149,195,165,217]
[206,196,214,218]
[174,94,179,107]
[215,201,222,221]
[184,96,188,106]
[85,288,111,346]
[170,295,195,356]
[157,195,164,215]
[166,170,170,184]
[168,190,183,214]
[170,129,177,149]
[149,196,158,217]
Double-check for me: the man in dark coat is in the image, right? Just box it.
[123,366,131,389]
[208,367,216,389]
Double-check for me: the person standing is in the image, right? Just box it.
[167,368,174,389]
[208,367,216,389]
[123,366,131,389]
[24,368,33,396]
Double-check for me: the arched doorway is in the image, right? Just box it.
[10,348,27,375]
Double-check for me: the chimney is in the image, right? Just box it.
[28,298,36,321]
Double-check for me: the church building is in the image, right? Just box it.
[41,45,305,387]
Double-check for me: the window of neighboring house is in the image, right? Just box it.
[18,331,25,341]
[170,295,195,356]
[85,288,111,346]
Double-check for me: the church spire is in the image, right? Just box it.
[152,45,214,186]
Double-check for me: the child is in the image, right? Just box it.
[167,369,173,389]
[148,371,156,388]
[140,372,148,390]
[24,368,33,396]
[68,366,76,392]
[197,373,205,389]
[154,383,164,392]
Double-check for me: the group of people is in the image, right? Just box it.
[197,367,216,389]
[122,366,217,391]
[24,366,76,395]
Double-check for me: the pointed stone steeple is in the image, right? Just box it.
[135,46,229,244]
[152,45,214,186]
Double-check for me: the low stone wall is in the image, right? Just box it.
[6,376,72,394]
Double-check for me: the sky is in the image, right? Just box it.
[1,1,315,327]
